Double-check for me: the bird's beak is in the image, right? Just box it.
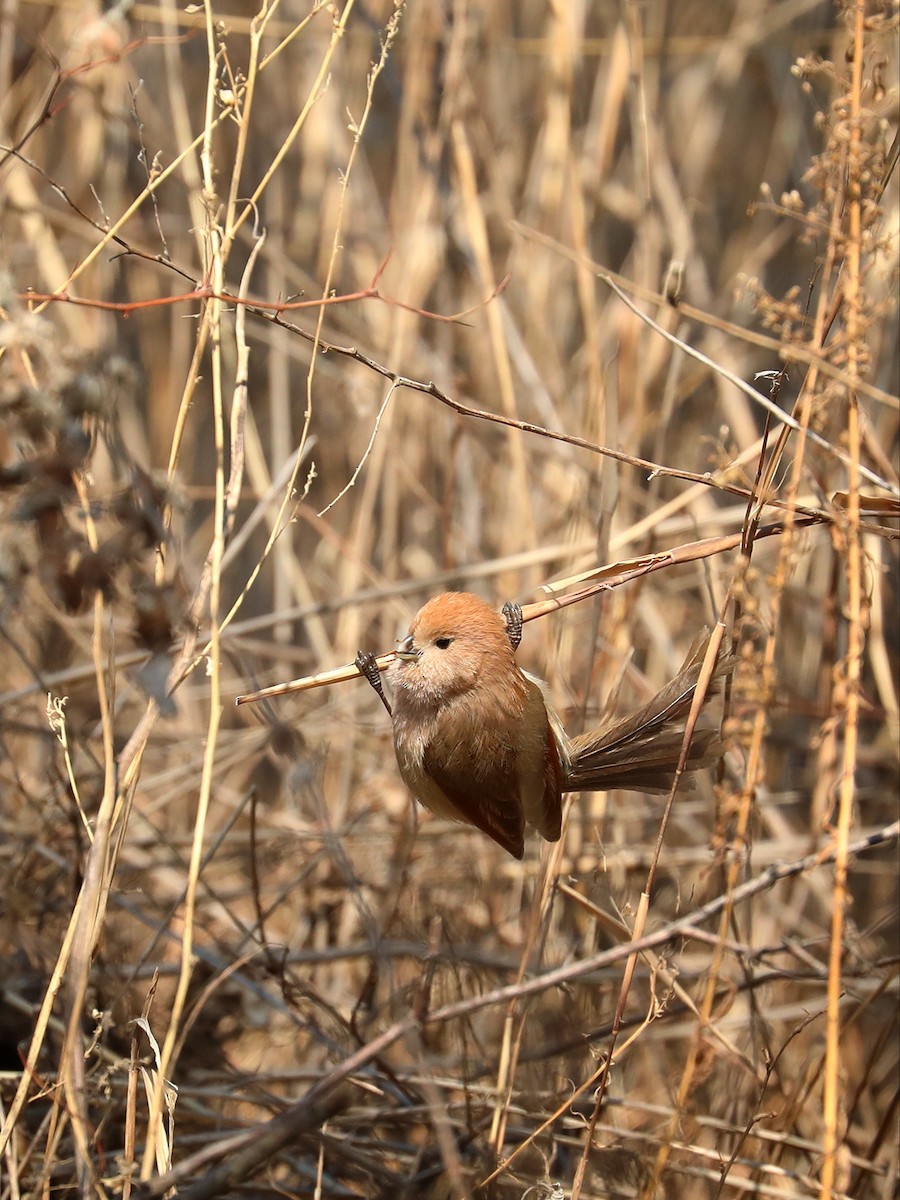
[394,633,420,662]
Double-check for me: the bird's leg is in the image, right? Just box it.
[355,650,393,717]
[501,601,523,652]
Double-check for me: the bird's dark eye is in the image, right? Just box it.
[434,636,453,650]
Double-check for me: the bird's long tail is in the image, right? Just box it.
[562,630,732,794]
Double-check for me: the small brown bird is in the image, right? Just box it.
[374,591,728,860]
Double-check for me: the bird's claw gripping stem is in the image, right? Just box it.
[502,601,523,651]
[355,650,393,717]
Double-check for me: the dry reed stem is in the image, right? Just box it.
[234,517,826,705]
[820,4,867,1195]
[571,620,729,1200]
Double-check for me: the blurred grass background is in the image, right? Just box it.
[0,1,897,1197]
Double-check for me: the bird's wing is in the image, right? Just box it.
[518,675,564,843]
[422,743,526,860]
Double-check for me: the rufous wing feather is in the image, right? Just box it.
[423,744,527,859]
[517,676,564,843]
[534,721,563,841]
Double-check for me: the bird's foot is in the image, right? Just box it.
[355,650,393,717]
[502,601,523,651]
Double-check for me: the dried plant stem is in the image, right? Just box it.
[234,517,824,706]
[0,847,83,1159]
[511,220,899,414]
[0,507,116,1175]
[231,1,359,245]
[138,3,228,1177]
[136,822,900,1200]
[644,592,764,1197]
[253,322,898,497]
[573,622,728,1200]
[821,4,867,1194]
[598,273,896,496]
[486,842,562,1158]
[451,118,537,553]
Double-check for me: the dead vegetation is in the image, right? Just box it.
[0,1,897,1197]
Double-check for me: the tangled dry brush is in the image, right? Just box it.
[0,2,897,1198]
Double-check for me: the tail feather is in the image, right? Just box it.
[563,630,731,794]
